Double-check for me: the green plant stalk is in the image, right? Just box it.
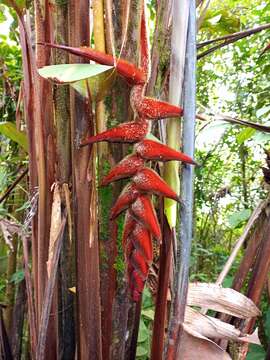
[163,0,190,228]
[93,0,108,161]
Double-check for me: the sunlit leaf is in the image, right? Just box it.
[0,122,28,152]
[38,64,115,101]
[141,308,155,321]
[236,128,256,144]
[227,209,251,229]
[137,319,149,343]
[136,344,148,357]
[256,105,270,118]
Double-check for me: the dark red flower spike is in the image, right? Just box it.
[130,195,161,240]
[135,139,198,165]
[129,269,145,301]
[110,183,140,220]
[130,223,153,264]
[130,249,149,279]
[42,43,146,85]
[80,119,149,146]
[101,154,144,186]
[132,167,181,202]
[125,239,134,261]
[130,85,183,120]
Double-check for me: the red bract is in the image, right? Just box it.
[135,139,198,164]
[130,249,149,279]
[122,211,136,247]
[42,43,146,85]
[130,195,161,240]
[132,167,180,202]
[80,120,149,146]
[140,4,150,78]
[129,270,145,301]
[130,223,153,264]
[101,154,144,186]
[131,85,183,119]
[110,184,140,220]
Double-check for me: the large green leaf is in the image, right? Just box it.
[0,122,28,152]
[38,64,115,101]
[227,209,251,229]
[246,344,266,360]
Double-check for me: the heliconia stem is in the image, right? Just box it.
[41,43,146,85]
[131,85,183,119]
[101,154,144,186]
[130,195,161,240]
[135,139,198,165]
[110,184,140,220]
[132,168,181,202]
[130,223,153,264]
[80,120,149,146]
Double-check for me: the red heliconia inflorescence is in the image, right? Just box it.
[42,2,198,302]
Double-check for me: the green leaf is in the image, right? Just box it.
[137,319,149,343]
[236,128,256,144]
[207,14,222,25]
[2,0,26,10]
[142,287,153,308]
[264,308,270,339]
[38,64,115,101]
[141,308,155,321]
[251,131,270,145]
[227,209,251,229]
[0,122,28,152]
[10,269,24,284]
[246,344,266,360]
[136,344,148,358]
[256,105,270,118]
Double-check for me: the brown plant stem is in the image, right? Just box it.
[69,1,102,358]
[53,2,75,358]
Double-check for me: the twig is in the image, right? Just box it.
[197,23,270,49]
[197,23,270,59]
[0,168,28,205]
[198,112,270,133]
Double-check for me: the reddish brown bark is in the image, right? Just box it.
[69,1,102,358]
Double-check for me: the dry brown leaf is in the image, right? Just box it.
[47,184,62,277]
[179,329,232,360]
[188,283,260,318]
[0,218,22,250]
[185,307,260,345]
